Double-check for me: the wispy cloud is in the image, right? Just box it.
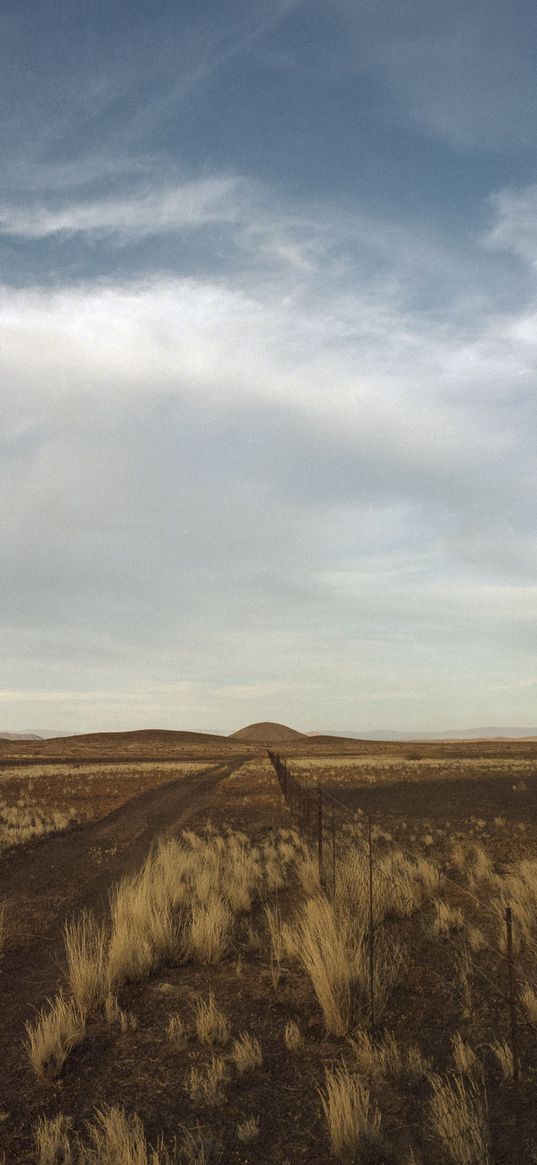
[487,184,537,267]
[0,176,246,240]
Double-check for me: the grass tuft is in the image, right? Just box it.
[35,1113,72,1164]
[231,1032,263,1073]
[428,1072,489,1165]
[319,1063,382,1160]
[194,993,230,1046]
[25,992,85,1081]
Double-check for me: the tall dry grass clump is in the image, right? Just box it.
[77,1105,174,1164]
[336,845,439,927]
[108,862,178,987]
[64,910,107,1015]
[491,858,537,953]
[189,896,231,964]
[25,992,85,1080]
[428,1072,489,1165]
[319,1064,382,1160]
[296,896,351,1035]
[35,1113,72,1164]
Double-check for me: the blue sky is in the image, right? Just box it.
[2,0,537,734]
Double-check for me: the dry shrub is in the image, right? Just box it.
[231,1032,263,1073]
[26,992,85,1080]
[35,1113,72,1164]
[284,1020,303,1052]
[194,993,230,1046]
[64,910,107,1015]
[319,1064,382,1160]
[428,1072,489,1165]
[186,1056,227,1105]
[237,1116,259,1143]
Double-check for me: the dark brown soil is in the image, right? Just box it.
[0,755,250,1160]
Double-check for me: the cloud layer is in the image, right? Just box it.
[2,2,537,732]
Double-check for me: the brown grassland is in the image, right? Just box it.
[1,729,537,1163]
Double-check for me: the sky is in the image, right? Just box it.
[2,0,537,735]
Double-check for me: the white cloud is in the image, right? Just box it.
[2,177,537,731]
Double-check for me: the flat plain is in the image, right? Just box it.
[1,728,537,1164]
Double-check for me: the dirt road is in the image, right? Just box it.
[0,756,248,1150]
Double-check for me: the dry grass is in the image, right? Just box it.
[0,901,5,957]
[351,1029,402,1079]
[77,1105,173,1164]
[64,910,107,1015]
[108,864,178,987]
[0,799,75,849]
[167,1013,186,1046]
[35,1113,73,1164]
[433,900,465,935]
[25,991,86,1081]
[428,1072,489,1165]
[25,992,85,1081]
[186,1056,227,1106]
[319,1063,382,1160]
[180,1125,218,1165]
[489,1038,513,1081]
[296,896,352,1035]
[521,984,537,1023]
[284,1019,303,1052]
[194,993,230,1046]
[452,1032,477,1075]
[236,1116,259,1143]
[189,896,232,964]
[230,1032,263,1073]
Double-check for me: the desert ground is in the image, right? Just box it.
[1,725,537,1163]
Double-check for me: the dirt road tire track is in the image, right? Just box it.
[0,756,248,1152]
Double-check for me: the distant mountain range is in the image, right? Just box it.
[308,727,537,741]
[2,724,536,743]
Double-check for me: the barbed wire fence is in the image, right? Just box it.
[268,750,537,1164]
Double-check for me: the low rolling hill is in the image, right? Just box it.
[229,721,307,743]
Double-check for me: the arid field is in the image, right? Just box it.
[1,727,537,1164]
